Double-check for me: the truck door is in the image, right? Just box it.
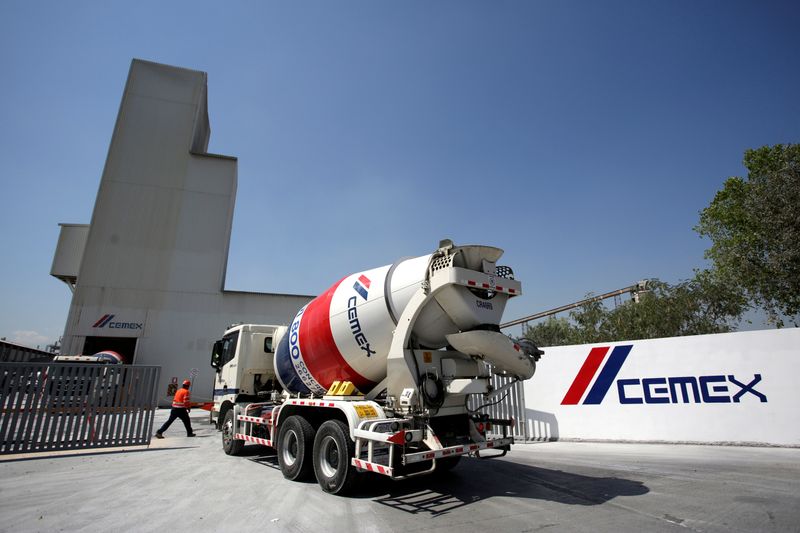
[215,330,240,397]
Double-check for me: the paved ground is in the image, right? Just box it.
[1,409,798,532]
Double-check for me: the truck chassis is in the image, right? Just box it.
[222,396,514,491]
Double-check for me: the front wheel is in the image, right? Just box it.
[222,409,244,456]
[313,419,358,495]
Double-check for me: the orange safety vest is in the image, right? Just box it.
[172,387,191,408]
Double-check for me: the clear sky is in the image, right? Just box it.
[1,1,798,348]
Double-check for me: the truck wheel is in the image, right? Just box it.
[313,419,358,495]
[277,415,315,481]
[222,410,244,456]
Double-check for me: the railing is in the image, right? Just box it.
[467,372,528,441]
[0,340,55,363]
[0,363,160,454]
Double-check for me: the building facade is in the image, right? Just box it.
[52,60,312,404]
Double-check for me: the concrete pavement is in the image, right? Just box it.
[0,409,798,532]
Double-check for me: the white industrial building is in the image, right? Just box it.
[50,59,313,405]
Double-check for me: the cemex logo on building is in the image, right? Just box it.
[92,314,143,330]
[561,345,767,405]
[353,275,371,300]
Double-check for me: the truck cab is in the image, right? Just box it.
[210,324,286,427]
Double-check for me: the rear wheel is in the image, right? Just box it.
[222,409,244,456]
[277,415,315,481]
[313,419,358,495]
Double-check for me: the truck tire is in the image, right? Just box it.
[222,409,244,456]
[313,419,358,495]
[277,415,315,481]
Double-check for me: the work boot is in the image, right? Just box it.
[187,433,196,437]
[155,433,164,439]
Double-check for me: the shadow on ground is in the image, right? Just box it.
[363,457,648,516]
[240,446,649,515]
[241,445,282,472]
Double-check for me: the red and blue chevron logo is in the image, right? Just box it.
[353,274,371,300]
[92,314,115,328]
[561,345,633,405]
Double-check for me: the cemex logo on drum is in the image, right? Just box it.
[353,275,371,300]
[348,275,376,358]
[561,345,767,405]
[92,314,143,330]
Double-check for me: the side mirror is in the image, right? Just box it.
[211,340,223,370]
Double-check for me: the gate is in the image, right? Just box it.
[0,362,160,454]
[467,372,528,441]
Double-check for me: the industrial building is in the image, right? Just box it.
[50,59,312,404]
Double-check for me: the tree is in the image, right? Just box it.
[523,143,797,346]
[601,276,745,340]
[524,277,746,347]
[695,144,800,325]
[522,316,579,347]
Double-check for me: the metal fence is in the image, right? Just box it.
[467,372,528,441]
[0,340,55,363]
[0,363,160,454]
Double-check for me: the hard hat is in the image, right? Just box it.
[183,379,191,386]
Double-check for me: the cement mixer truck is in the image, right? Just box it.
[210,240,542,494]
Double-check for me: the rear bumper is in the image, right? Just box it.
[351,436,514,478]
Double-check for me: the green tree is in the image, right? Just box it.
[522,316,579,347]
[696,144,800,325]
[524,277,745,347]
[523,143,797,346]
[601,277,745,341]
[570,298,607,344]
[523,297,609,347]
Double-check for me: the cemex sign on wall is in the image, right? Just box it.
[77,309,148,337]
[523,328,798,446]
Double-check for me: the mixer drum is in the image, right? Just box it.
[275,247,510,395]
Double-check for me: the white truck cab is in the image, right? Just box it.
[210,324,285,427]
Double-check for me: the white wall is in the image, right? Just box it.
[523,328,800,446]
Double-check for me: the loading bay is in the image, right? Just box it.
[1,410,798,532]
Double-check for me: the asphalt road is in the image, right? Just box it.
[1,409,798,532]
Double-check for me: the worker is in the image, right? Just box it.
[155,379,196,438]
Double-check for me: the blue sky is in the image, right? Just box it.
[1,1,798,348]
